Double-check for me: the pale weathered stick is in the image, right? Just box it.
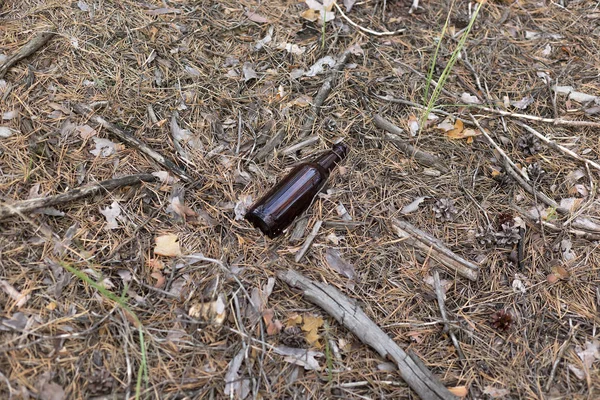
[299,49,352,138]
[72,103,193,182]
[333,2,404,36]
[391,218,479,281]
[433,270,465,361]
[516,121,600,173]
[0,174,157,221]
[373,114,449,173]
[295,220,322,262]
[473,104,600,129]
[278,269,457,400]
[253,129,286,162]
[0,31,56,78]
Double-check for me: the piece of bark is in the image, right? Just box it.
[72,103,193,182]
[0,174,157,221]
[253,129,286,162]
[391,218,479,281]
[278,269,457,400]
[281,136,319,156]
[299,49,352,138]
[295,220,322,262]
[373,114,449,173]
[0,31,56,78]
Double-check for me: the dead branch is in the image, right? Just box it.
[472,104,600,129]
[253,128,286,162]
[372,114,449,173]
[433,270,465,362]
[72,103,193,182]
[0,174,157,221]
[0,31,55,78]
[516,121,600,173]
[278,269,458,400]
[299,49,352,138]
[391,218,479,281]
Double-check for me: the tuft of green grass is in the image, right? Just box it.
[60,262,149,400]
[421,1,484,128]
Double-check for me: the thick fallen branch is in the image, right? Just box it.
[278,269,457,400]
[299,49,352,138]
[0,174,157,221]
[391,219,479,281]
[72,103,193,183]
[0,30,55,78]
[373,114,449,173]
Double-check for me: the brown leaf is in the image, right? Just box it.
[146,258,165,271]
[551,265,570,280]
[154,234,182,257]
[448,386,469,397]
[151,271,166,289]
[286,313,303,327]
[263,309,283,335]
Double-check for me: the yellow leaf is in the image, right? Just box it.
[302,315,324,332]
[448,386,469,397]
[286,313,303,327]
[446,119,464,138]
[305,328,320,346]
[154,234,182,257]
[301,8,317,21]
[46,301,57,311]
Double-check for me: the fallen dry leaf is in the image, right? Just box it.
[407,115,419,136]
[151,271,166,288]
[154,234,182,257]
[76,124,97,139]
[460,92,481,104]
[286,313,303,327]
[0,280,30,308]
[324,248,355,280]
[99,201,121,230]
[274,346,323,371]
[245,10,269,23]
[401,196,429,215]
[448,386,469,397]
[302,315,324,347]
[242,62,258,82]
[483,386,510,398]
[263,308,283,335]
[90,137,120,157]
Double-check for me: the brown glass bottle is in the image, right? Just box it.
[245,142,348,238]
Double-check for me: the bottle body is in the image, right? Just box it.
[245,143,348,238]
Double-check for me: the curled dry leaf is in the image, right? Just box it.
[0,126,15,138]
[304,56,336,77]
[90,137,120,157]
[154,234,182,257]
[274,346,323,371]
[76,124,97,139]
[302,315,324,347]
[242,62,258,82]
[460,92,481,104]
[401,196,429,215]
[263,308,283,335]
[245,10,270,23]
[407,115,419,136]
[234,195,253,220]
[324,248,355,280]
[448,386,469,398]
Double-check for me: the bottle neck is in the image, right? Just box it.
[314,143,348,172]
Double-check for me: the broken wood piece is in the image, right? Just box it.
[295,220,322,262]
[391,218,479,281]
[72,103,193,182]
[253,128,286,162]
[433,270,465,361]
[281,136,319,156]
[0,174,157,221]
[0,30,55,78]
[373,114,449,173]
[299,49,352,138]
[278,269,457,400]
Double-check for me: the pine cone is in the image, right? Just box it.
[527,162,545,180]
[490,310,512,332]
[87,368,114,396]
[517,133,542,156]
[280,326,306,348]
[475,226,496,246]
[433,198,457,222]
[495,222,521,245]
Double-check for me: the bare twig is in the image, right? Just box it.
[253,128,286,162]
[516,121,600,173]
[433,270,465,362]
[391,218,479,281]
[333,2,405,36]
[281,136,320,155]
[278,269,457,400]
[299,49,352,137]
[471,105,600,129]
[545,323,578,392]
[0,174,157,221]
[373,114,449,173]
[0,30,55,78]
[295,220,322,262]
[72,103,193,182]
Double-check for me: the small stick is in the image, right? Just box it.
[471,104,600,129]
[391,218,479,281]
[281,136,319,155]
[295,220,322,262]
[0,174,157,221]
[544,323,578,392]
[253,129,286,162]
[433,270,465,362]
[511,205,600,240]
[0,31,55,78]
[278,269,457,400]
[373,114,449,173]
[72,103,193,182]
[333,2,404,36]
[516,121,600,173]
[299,49,352,138]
